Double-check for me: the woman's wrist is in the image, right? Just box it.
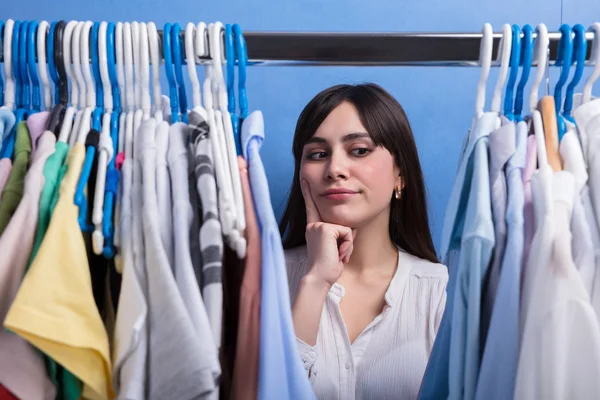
[301,271,333,294]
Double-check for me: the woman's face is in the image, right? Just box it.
[300,101,403,228]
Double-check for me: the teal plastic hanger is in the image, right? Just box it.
[233,23,248,154]
[514,25,534,121]
[225,24,241,154]
[171,23,188,122]
[503,24,521,120]
[554,24,574,141]
[27,20,41,112]
[163,23,179,122]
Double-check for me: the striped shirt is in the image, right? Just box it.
[189,111,224,348]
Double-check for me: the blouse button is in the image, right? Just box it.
[345,361,351,369]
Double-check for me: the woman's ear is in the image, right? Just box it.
[395,175,406,190]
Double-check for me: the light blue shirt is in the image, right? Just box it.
[242,111,316,400]
[419,112,497,400]
[475,119,527,400]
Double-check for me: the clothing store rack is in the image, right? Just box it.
[0,30,595,66]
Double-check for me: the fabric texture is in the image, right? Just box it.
[241,111,317,400]
[156,121,174,268]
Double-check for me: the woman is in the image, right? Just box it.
[279,83,448,399]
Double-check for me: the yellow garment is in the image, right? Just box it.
[4,143,114,400]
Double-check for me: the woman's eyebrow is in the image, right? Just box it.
[305,132,370,145]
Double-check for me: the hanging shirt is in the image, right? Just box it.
[514,170,600,399]
[138,118,220,400]
[573,99,600,251]
[156,121,174,268]
[0,110,16,153]
[112,132,148,399]
[0,160,12,193]
[560,126,596,297]
[241,111,316,400]
[475,119,527,400]
[168,121,220,390]
[286,245,447,400]
[0,122,32,233]
[189,111,224,348]
[480,119,515,350]
[521,132,537,285]
[0,131,56,400]
[231,156,263,400]
[27,111,50,156]
[420,112,498,400]
[4,143,114,400]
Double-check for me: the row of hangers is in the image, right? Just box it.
[0,19,250,260]
[475,22,600,171]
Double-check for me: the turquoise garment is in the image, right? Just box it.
[475,120,527,400]
[419,112,498,400]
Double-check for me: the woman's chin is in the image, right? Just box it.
[319,211,362,228]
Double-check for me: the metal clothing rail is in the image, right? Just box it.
[0,30,596,66]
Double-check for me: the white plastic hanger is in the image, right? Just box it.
[491,24,513,114]
[210,22,246,257]
[116,22,127,154]
[139,22,151,119]
[57,21,79,144]
[93,21,114,254]
[131,22,142,113]
[123,22,135,160]
[37,21,52,110]
[2,20,15,111]
[529,24,550,114]
[475,23,493,118]
[147,23,163,121]
[582,23,600,104]
[205,22,242,250]
[76,21,95,145]
[186,23,203,115]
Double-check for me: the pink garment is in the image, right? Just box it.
[521,133,537,292]
[0,131,56,400]
[0,159,12,193]
[26,111,50,157]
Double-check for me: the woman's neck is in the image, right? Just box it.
[344,212,398,274]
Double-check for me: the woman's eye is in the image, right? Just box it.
[307,151,328,160]
[351,148,370,156]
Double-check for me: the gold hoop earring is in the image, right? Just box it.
[395,186,402,200]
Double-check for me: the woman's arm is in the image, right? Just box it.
[292,273,331,346]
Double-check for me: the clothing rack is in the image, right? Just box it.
[0,29,596,66]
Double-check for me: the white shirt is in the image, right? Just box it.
[155,121,174,268]
[285,246,448,400]
[515,170,600,399]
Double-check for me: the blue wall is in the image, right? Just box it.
[4,0,593,252]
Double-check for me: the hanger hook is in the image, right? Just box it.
[81,21,96,109]
[37,21,52,110]
[225,24,236,115]
[3,20,16,110]
[163,23,179,122]
[185,22,202,110]
[233,24,248,119]
[554,24,574,113]
[99,22,112,112]
[564,24,587,120]
[474,23,493,118]
[0,20,5,106]
[27,20,41,111]
[92,22,104,109]
[503,24,521,119]
[582,23,600,104]
[19,21,31,110]
[139,22,150,117]
[491,24,512,113]
[147,22,162,118]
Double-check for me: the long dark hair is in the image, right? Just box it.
[279,83,439,264]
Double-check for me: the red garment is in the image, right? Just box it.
[0,385,19,400]
[231,156,263,400]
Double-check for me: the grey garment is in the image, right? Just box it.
[188,140,204,289]
[155,122,175,269]
[480,118,516,355]
[139,118,217,400]
[189,110,224,348]
[167,121,221,388]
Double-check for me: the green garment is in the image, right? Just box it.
[27,141,82,400]
[0,122,32,233]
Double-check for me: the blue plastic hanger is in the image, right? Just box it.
[0,20,29,159]
[171,23,188,123]
[0,21,5,106]
[554,24,574,141]
[514,25,534,121]
[27,20,41,112]
[233,24,247,154]
[163,23,179,122]
[225,24,240,152]
[102,22,120,258]
[563,24,587,124]
[503,24,521,120]
[19,21,30,112]
[91,22,103,131]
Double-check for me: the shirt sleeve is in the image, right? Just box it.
[296,337,318,382]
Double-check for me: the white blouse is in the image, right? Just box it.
[285,246,448,400]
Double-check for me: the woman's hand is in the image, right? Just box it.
[301,179,355,288]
